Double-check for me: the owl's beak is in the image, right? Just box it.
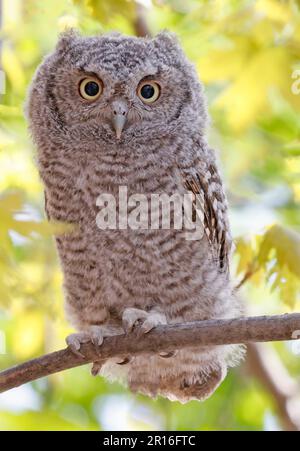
[113,114,127,139]
[111,100,128,139]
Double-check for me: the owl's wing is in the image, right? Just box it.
[181,152,232,272]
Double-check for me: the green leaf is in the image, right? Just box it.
[258,225,300,278]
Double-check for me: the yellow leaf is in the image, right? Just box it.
[2,45,26,96]
[0,104,22,118]
[251,268,265,287]
[235,237,254,274]
[198,37,254,83]
[258,225,300,278]
[292,183,300,202]
[12,311,44,359]
[214,48,292,131]
[278,266,300,308]
[255,0,292,24]
[0,191,24,213]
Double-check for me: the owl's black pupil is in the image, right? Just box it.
[84,81,99,97]
[140,84,155,99]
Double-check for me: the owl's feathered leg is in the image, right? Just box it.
[66,326,105,358]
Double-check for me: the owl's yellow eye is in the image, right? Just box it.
[137,81,160,104]
[79,77,103,100]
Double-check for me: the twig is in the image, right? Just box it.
[134,2,151,37]
[0,313,300,394]
[246,343,300,431]
[235,260,259,290]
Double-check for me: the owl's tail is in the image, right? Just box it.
[100,344,244,403]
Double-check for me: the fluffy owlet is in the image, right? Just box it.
[27,30,243,403]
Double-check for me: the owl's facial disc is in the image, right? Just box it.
[110,99,129,139]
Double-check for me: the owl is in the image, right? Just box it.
[27,30,243,403]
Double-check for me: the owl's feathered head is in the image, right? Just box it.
[27,30,207,148]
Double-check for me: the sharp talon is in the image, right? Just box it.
[159,350,177,358]
[123,320,132,335]
[140,322,154,335]
[117,356,131,365]
[92,338,102,347]
[91,361,102,376]
[122,308,167,337]
[69,347,85,358]
[91,337,104,355]
[66,334,89,358]
[136,327,144,338]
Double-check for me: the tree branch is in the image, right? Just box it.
[246,343,300,431]
[0,313,300,394]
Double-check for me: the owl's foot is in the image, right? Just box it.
[122,307,167,335]
[66,326,129,376]
[122,308,177,358]
[66,325,106,358]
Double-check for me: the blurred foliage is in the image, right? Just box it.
[0,0,300,431]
